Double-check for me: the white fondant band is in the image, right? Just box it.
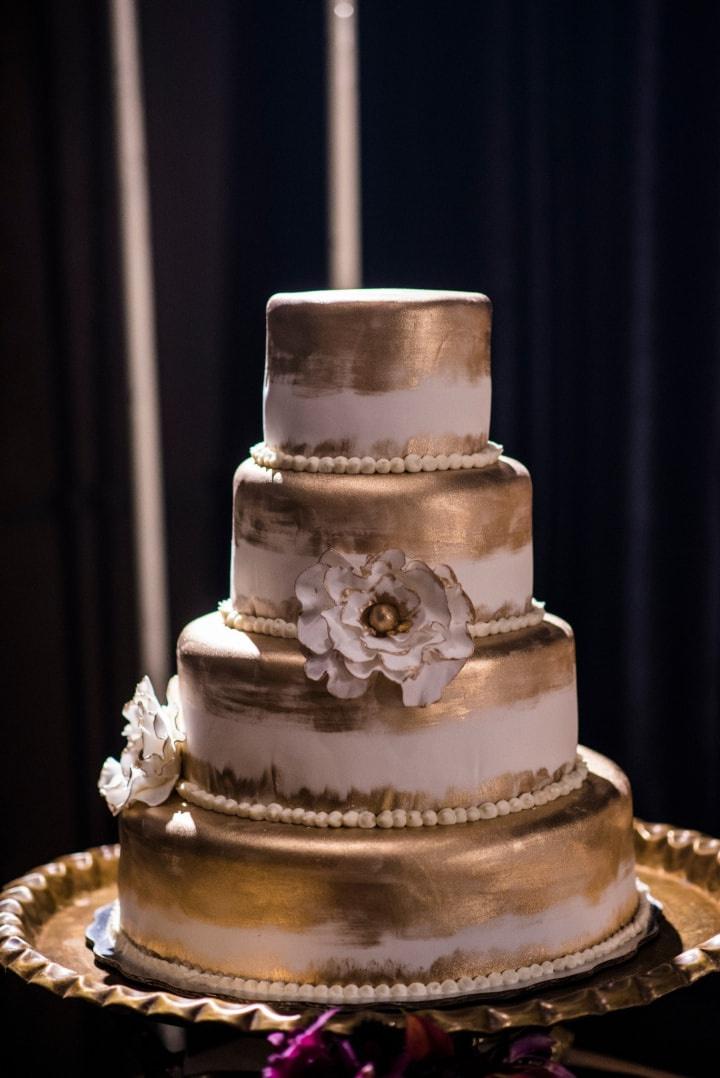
[250,440,503,475]
[113,887,652,1004]
[218,599,546,639]
[176,755,587,829]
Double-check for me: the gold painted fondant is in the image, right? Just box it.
[178,612,575,734]
[176,612,576,813]
[278,432,492,460]
[118,751,636,985]
[233,458,531,562]
[232,458,533,618]
[266,290,492,397]
[181,755,573,813]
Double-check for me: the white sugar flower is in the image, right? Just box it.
[98,675,185,815]
[296,549,474,706]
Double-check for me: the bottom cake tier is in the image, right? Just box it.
[113,748,650,1002]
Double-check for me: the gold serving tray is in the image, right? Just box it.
[1,820,719,1035]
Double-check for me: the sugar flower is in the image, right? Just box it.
[98,675,185,815]
[296,549,473,707]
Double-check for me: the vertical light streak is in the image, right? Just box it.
[326,0,362,288]
[109,0,170,688]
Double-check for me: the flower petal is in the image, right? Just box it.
[340,589,370,627]
[295,562,331,613]
[344,657,381,680]
[429,623,474,660]
[443,574,474,625]
[400,658,467,707]
[376,549,406,572]
[98,757,131,816]
[386,583,421,613]
[100,671,186,815]
[323,606,372,661]
[402,565,451,627]
[305,653,332,682]
[325,659,370,699]
[324,563,359,603]
[304,651,364,697]
[370,646,423,672]
[298,610,333,654]
[129,771,180,807]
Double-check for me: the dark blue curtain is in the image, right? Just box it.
[361,0,720,839]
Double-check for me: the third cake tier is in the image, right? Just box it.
[177,610,578,815]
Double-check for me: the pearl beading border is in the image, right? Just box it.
[250,440,503,475]
[218,599,546,640]
[176,755,587,830]
[112,888,652,1004]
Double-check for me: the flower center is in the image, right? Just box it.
[367,602,399,634]
[364,601,413,636]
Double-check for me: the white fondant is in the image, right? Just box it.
[177,755,587,828]
[230,538,534,622]
[231,541,310,615]
[180,676,578,808]
[117,876,648,1002]
[449,548,534,619]
[250,441,503,474]
[263,374,492,461]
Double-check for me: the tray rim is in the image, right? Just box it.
[2,820,720,1034]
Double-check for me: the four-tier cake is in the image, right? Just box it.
[96,289,652,1003]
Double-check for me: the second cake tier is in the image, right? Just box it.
[177,611,578,815]
[231,456,533,623]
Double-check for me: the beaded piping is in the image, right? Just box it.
[113,888,652,1004]
[218,599,546,640]
[250,440,503,475]
[176,756,587,830]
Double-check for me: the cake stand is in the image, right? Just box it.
[2,819,720,1040]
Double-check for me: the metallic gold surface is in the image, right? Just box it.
[233,457,531,573]
[178,613,575,735]
[117,752,633,978]
[266,290,492,396]
[2,821,720,1032]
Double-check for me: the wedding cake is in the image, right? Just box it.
[96,289,652,1004]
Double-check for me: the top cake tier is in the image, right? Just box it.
[263,289,492,460]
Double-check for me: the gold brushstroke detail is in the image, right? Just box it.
[117,752,634,954]
[278,432,492,460]
[11,826,717,1028]
[178,611,576,735]
[181,754,574,813]
[266,290,492,396]
[114,891,650,996]
[232,457,532,561]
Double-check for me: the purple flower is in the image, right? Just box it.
[488,1031,576,1078]
[264,1010,369,1078]
[264,1013,574,1078]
